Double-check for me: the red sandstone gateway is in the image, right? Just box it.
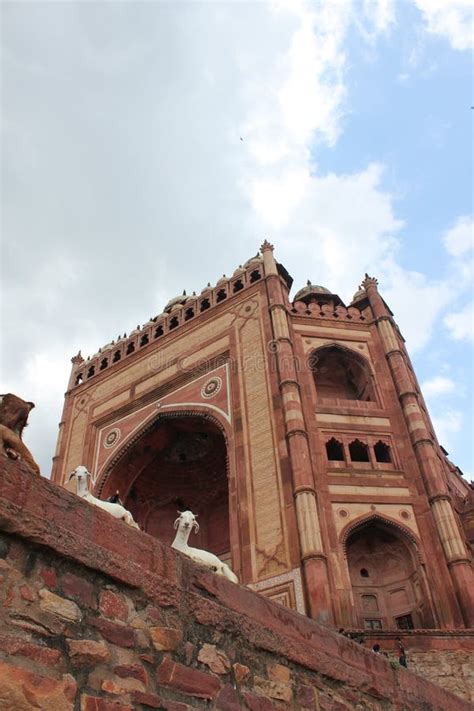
[52,242,474,635]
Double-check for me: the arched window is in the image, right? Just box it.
[200,299,210,312]
[140,334,149,347]
[310,346,375,402]
[87,365,95,378]
[249,270,261,283]
[100,358,108,371]
[112,350,121,363]
[75,373,83,385]
[169,316,179,330]
[216,289,227,302]
[349,439,370,462]
[233,280,244,293]
[154,325,164,338]
[184,308,194,321]
[374,440,391,463]
[126,342,135,355]
[326,438,345,461]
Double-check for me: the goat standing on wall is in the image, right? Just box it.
[172,510,238,583]
[69,466,140,529]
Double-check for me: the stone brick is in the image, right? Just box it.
[99,590,128,621]
[156,655,221,699]
[254,676,292,703]
[67,639,111,667]
[0,660,76,711]
[216,683,241,711]
[296,683,318,708]
[113,663,147,685]
[40,566,57,589]
[198,643,231,674]
[61,572,96,608]
[242,692,276,711]
[19,583,36,601]
[39,588,82,622]
[8,606,66,636]
[150,625,182,651]
[101,676,144,694]
[0,632,62,667]
[80,695,134,711]
[184,640,195,664]
[233,662,250,683]
[132,691,190,710]
[89,616,136,648]
[267,663,290,684]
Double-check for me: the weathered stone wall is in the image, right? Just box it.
[358,631,474,703]
[0,458,471,710]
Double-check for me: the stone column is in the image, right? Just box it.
[362,275,474,627]
[261,241,333,623]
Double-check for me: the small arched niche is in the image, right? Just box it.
[345,517,434,629]
[310,345,375,403]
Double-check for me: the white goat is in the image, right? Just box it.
[171,510,238,584]
[69,465,140,529]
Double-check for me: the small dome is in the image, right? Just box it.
[243,254,262,268]
[293,281,332,302]
[216,274,228,286]
[233,265,245,276]
[164,291,188,313]
[351,287,366,303]
[201,282,212,294]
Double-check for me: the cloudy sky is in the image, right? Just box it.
[1,0,473,478]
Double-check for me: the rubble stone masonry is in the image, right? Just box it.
[0,458,471,710]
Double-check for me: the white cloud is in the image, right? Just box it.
[431,409,464,450]
[413,0,474,50]
[442,215,474,257]
[444,302,474,342]
[421,375,456,397]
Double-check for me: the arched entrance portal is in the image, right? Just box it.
[346,518,434,630]
[100,414,231,564]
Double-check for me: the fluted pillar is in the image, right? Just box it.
[362,275,474,626]
[261,241,333,623]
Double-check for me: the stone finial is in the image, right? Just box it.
[71,351,84,365]
[361,273,379,289]
[260,239,274,253]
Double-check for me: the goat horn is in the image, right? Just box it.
[68,471,76,481]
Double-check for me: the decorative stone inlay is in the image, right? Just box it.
[338,508,349,518]
[201,376,222,399]
[400,509,411,520]
[248,568,305,614]
[103,428,121,449]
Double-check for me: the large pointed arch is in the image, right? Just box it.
[309,343,377,403]
[342,513,436,629]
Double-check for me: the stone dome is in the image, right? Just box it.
[243,254,262,269]
[293,281,332,302]
[163,291,188,313]
[351,287,366,303]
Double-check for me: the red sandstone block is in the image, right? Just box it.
[156,655,221,699]
[215,683,241,711]
[0,660,76,710]
[150,625,183,651]
[80,694,134,711]
[61,572,96,608]
[89,616,136,648]
[113,663,148,685]
[0,631,62,666]
[132,690,190,710]
[242,692,276,711]
[67,639,111,667]
[40,566,57,589]
[99,590,129,621]
[19,583,36,601]
[296,684,317,708]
